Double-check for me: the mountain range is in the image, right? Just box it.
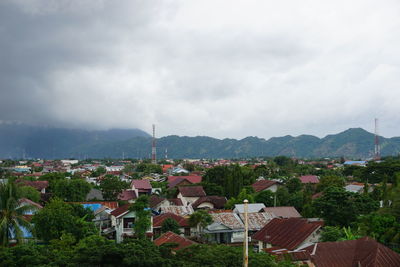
[1,123,399,159]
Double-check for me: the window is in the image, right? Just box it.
[123,218,135,228]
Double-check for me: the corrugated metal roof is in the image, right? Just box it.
[252,218,323,250]
[131,179,152,190]
[238,212,273,231]
[299,175,319,184]
[303,237,400,267]
[234,203,266,213]
[211,212,244,230]
[161,206,194,216]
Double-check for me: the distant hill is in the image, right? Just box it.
[0,125,399,159]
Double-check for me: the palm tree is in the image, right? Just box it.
[0,181,37,246]
[188,210,212,238]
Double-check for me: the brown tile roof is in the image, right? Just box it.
[110,204,131,218]
[252,218,323,250]
[168,177,193,189]
[154,231,196,250]
[252,180,278,192]
[118,190,137,201]
[168,175,202,184]
[178,186,206,197]
[149,195,167,209]
[131,179,152,190]
[304,237,400,267]
[16,180,49,191]
[191,196,227,209]
[153,213,189,228]
[263,206,302,218]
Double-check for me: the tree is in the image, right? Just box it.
[91,166,106,177]
[286,178,302,193]
[99,175,128,201]
[317,175,345,192]
[18,186,40,203]
[0,182,37,246]
[161,218,181,235]
[225,188,255,209]
[32,198,97,242]
[275,187,290,206]
[255,190,275,207]
[129,195,151,239]
[188,210,212,237]
[52,179,92,202]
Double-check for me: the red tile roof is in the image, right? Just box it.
[118,190,137,201]
[299,175,319,184]
[263,206,302,218]
[252,218,323,250]
[110,204,131,217]
[252,180,278,192]
[191,196,227,209]
[153,213,189,228]
[304,237,400,267]
[19,198,43,209]
[131,179,152,190]
[168,177,193,189]
[178,186,206,197]
[154,231,196,250]
[168,175,202,184]
[168,198,183,206]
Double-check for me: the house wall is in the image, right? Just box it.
[197,202,214,209]
[231,231,245,243]
[296,229,321,249]
[177,193,199,206]
[265,184,278,193]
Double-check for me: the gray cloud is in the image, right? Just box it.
[1,0,400,139]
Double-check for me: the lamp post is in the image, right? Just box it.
[243,199,249,267]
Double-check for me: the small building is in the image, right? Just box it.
[177,186,206,206]
[299,175,320,184]
[118,190,137,203]
[252,217,323,252]
[251,180,279,193]
[16,180,49,194]
[131,179,152,196]
[110,204,153,243]
[204,212,245,244]
[168,175,202,189]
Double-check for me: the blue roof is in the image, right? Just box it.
[82,203,102,211]
[344,161,367,165]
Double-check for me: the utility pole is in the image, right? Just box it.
[243,199,249,267]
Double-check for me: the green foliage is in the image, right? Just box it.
[255,190,275,207]
[273,156,294,167]
[317,175,345,192]
[91,166,106,177]
[161,218,181,235]
[225,188,255,209]
[99,175,129,201]
[286,178,302,193]
[321,226,345,242]
[0,181,37,246]
[32,198,97,242]
[18,186,40,203]
[52,178,92,202]
[313,187,379,226]
[136,163,162,174]
[189,210,213,238]
[129,195,151,239]
[275,187,290,206]
[203,165,256,199]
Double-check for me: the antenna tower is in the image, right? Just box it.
[374,118,381,161]
[152,124,157,164]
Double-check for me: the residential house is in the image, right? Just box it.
[262,206,302,218]
[204,212,245,244]
[303,237,400,267]
[233,203,266,214]
[167,175,202,189]
[252,217,323,252]
[118,190,137,203]
[154,231,196,251]
[153,213,192,237]
[16,180,49,194]
[238,212,274,235]
[345,182,374,194]
[149,195,171,213]
[110,204,153,243]
[191,196,227,210]
[177,186,206,206]
[131,179,152,196]
[251,180,279,193]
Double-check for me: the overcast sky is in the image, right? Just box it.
[1,0,400,139]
